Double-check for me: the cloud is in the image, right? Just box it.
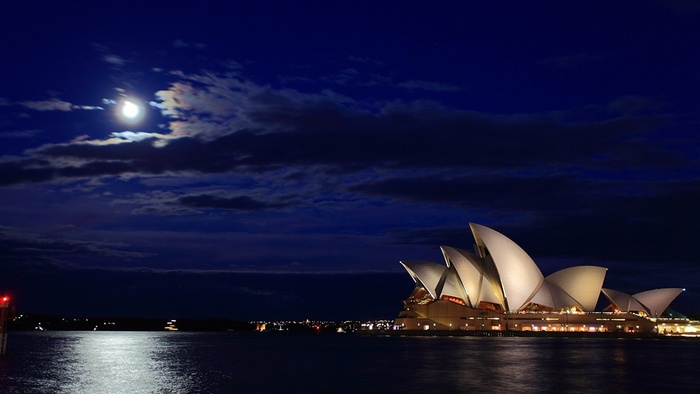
[0,67,695,275]
[0,226,154,267]
[389,225,468,249]
[606,95,663,116]
[172,39,207,50]
[20,98,73,111]
[108,183,299,216]
[110,131,168,142]
[0,158,56,185]
[0,129,41,139]
[0,67,685,189]
[91,43,129,67]
[382,175,700,268]
[320,68,392,87]
[541,52,608,69]
[175,193,291,211]
[19,98,103,112]
[103,54,127,66]
[351,173,581,210]
[397,79,461,92]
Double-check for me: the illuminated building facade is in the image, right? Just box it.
[393,223,685,334]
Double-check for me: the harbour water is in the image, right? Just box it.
[0,331,698,393]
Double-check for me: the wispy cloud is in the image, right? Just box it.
[20,98,103,112]
[103,54,127,66]
[0,65,697,273]
[397,79,461,92]
[176,193,292,211]
[91,42,129,68]
[541,52,608,69]
[0,67,684,190]
[0,129,41,139]
[0,225,154,266]
[172,39,207,50]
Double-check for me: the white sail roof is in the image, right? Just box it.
[437,266,469,304]
[545,266,607,311]
[400,261,446,299]
[633,288,685,317]
[601,288,647,312]
[526,281,556,309]
[469,223,543,312]
[602,288,685,317]
[440,246,483,307]
[399,224,684,316]
[478,275,504,306]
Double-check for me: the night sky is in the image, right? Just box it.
[1,2,699,320]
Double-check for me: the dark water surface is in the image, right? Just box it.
[0,331,697,393]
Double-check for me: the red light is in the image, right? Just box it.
[1,296,8,303]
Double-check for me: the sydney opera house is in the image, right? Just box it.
[393,223,688,334]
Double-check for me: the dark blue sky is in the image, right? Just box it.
[1,1,699,320]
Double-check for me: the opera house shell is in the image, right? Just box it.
[393,223,686,334]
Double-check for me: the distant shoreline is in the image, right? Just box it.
[358,329,698,339]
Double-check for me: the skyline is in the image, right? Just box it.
[1,2,699,319]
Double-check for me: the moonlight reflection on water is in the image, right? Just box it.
[0,332,698,393]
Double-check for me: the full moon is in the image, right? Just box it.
[122,100,140,119]
[117,98,145,124]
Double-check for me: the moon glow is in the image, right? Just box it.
[122,100,140,118]
[117,98,145,123]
